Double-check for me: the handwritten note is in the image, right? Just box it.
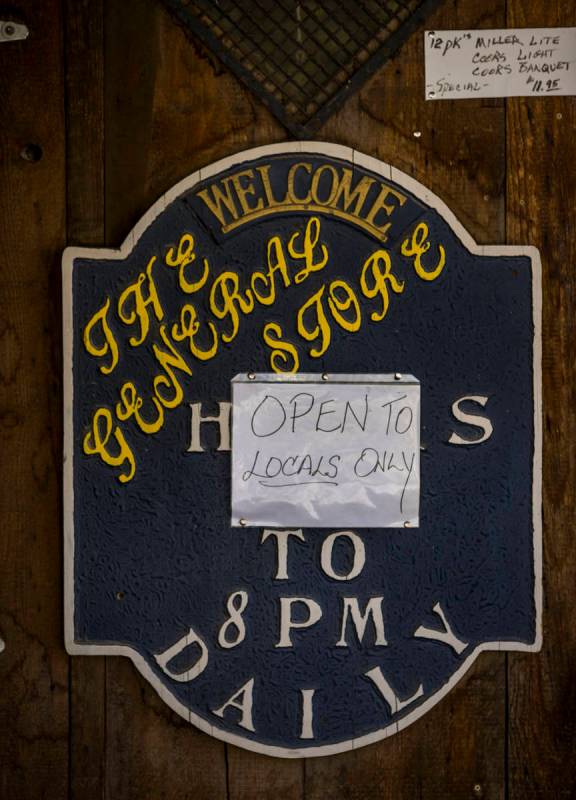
[425,27,576,100]
[231,374,420,528]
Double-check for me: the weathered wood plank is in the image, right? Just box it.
[102,3,270,796]
[100,0,511,795]
[105,0,286,247]
[151,11,305,796]
[322,0,506,244]
[104,657,228,800]
[64,0,107,797]
[506,1,576,798]
[226,746,304,800]
[4,0,572,795]
[66,0,105,247]
[63,0,573,795]
[0,1,68,798]
[305,0,507,796]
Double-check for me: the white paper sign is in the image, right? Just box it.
[231,374,420,529]
[425,27,576,100]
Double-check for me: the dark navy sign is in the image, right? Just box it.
[63,144,542,757]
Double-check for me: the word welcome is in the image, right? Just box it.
[196,161,408,241]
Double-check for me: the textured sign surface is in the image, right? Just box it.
[231,373,420,528]
[64,143,541,757]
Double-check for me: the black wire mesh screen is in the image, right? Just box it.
[162,0,443,137]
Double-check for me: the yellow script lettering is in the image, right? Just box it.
[327,280,361,332]
[209,271,254,343]
[165,233,210,294]
[83,408,136,483]
[360,250,405,321]
[288,217,329,284]
[251,236,290,305]
[118,256,164,346]
[83,297,119,374]
[401,222,446,281]
[297,285,331,358]
[116,382,164,435]
[152,326,193,409]
[171,304,219,361]
[263,322,299,374]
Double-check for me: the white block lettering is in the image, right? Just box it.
[188,401,231,452]
[212,677,255,731]
[448,395,493,445]
[218,590,248,649]
[414,602,468,654]
[336,597,387,646]
[154,626,208,683]
[261,529,305,580]
[300,689,315,739]
[276,597,323,647]
[320,531,365,581]
[365,666,424,714]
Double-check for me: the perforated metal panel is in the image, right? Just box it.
[162,0,443,136]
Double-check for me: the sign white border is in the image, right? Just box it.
[63,142,542,758]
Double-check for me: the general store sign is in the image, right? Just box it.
[64,143,542,757]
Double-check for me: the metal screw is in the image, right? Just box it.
[473,785,483,797]
[20,143,43,163]
[116,591,125,600]
[428,31,435,38]
[5,24,15,36]
[394,373,402,380]
[413,130,422,138]
[239,518,247,527]
[321,373,329,381]
[403,521,411,528]
[556,112,563,120]
[247,372,256,381]
[428,90,436,97]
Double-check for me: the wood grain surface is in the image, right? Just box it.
[506,2,576,799]
[65,3,107,798]
[0,0,573,797]
[0,2,68,799]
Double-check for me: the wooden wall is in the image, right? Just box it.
[0,0,574,797]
